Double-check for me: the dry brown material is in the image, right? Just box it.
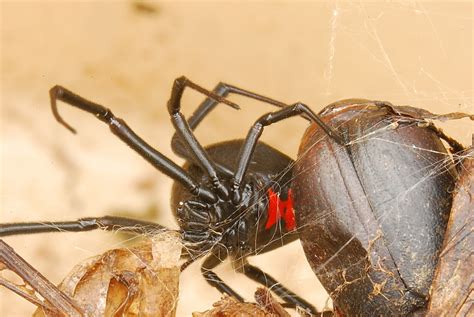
[193,288,290,317]
[32,232,181,317]
[427,149,473,316]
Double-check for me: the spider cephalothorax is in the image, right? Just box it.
[173,158,274,260]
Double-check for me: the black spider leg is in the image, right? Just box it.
[167,77,247,199]
[0,216,170,237]
[200,251,245,302]
[198,252,318,314]
[169,80,342,180]
[240,262,317,315]
[50,85,217,203]
[232,102,344,201]
[170,81,290,173]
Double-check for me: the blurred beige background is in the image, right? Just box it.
[1,1,472,316]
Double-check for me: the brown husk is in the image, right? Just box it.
[33,231,181,317]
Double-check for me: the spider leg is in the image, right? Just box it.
[186,83,289,129]
[168,80,341,182]
[0,216,170,236]
[167,77,243,199]
[49,85,216,203]
[200,251,244,301]
[201,251,318,313]
[232,102,344,201]
[170,81,290,159]
[170,81,299,180]
[240,262,318,315]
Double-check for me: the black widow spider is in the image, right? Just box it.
[0,77,344,314]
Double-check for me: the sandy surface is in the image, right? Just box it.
[1,1,472,316]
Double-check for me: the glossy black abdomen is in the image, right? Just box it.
[293,102,457,315]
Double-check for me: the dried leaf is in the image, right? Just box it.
[193,288,293,317]
[254,288,290,317]
[33,231,181,317]
[193,296,271,317]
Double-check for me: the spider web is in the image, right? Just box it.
[0,1,472,316]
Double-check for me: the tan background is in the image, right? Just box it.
[1,1,472,316]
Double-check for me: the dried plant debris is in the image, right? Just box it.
[0,231,181,317]
[0,239,83,316]
[193,288,291,317]
[428,148,473,316]
[193,288,336,317]
[254,288,291,317]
